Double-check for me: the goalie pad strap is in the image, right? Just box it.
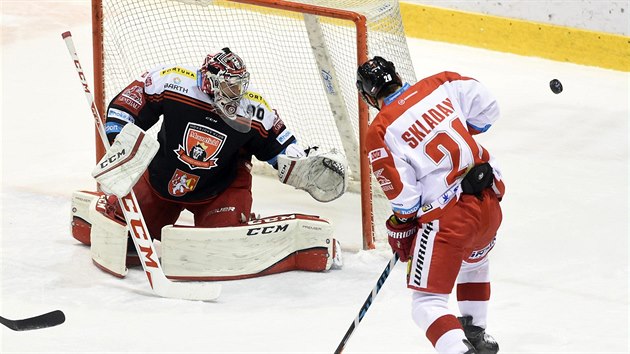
[161,214,339,280]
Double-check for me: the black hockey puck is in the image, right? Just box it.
[549,79,563,94]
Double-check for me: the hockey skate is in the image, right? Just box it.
[458,316,499,354]
[463,339,478,354]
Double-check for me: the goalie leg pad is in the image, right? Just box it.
[277,149,347,202]
[161,214,342,280]
[88,196,129,278]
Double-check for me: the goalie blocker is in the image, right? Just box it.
[71,191,342,280]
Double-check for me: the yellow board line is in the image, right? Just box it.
[399,3,630,72]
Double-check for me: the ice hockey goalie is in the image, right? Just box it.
[70,48,346,279]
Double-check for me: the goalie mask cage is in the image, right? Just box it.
[91,0,416,250]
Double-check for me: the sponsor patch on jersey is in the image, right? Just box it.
[174,122,226,170]
[276,129,293,145]
[368,148,388,163]
[392,201,420,216]
[168,169,200,197]
[107,108,135,123]
[373,168,393,192]
[104,121,124,134]
[271,111,285,134]
[164,83,189,94]
[160,67,196,79]
[114,84,144,114]
[438,185,460,205]
[140,71,154,87]
[411,221,434,287]
[468,238,496,260]
[244,91,271,110]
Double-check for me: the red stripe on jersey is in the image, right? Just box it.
[457,282,491,301]
[250,120,269,138]
[146,92,164,102]
[426,314,462,346]
[163,91,215,112]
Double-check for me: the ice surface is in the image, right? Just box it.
[1,2,628,353]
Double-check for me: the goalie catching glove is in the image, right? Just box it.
[92,124,159,198]
[277,145,348,202]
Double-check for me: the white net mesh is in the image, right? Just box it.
[97,0,416,248]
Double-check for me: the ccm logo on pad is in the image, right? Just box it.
[246,224,289,236]
[99,149,127,169]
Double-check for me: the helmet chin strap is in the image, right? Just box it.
[373,98,382,111]
[361,91,381,111]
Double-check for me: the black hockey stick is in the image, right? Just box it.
[334,252,399,353]
[0,310,65,331]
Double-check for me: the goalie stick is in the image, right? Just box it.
[0,310,65,331]
[62,31,221,301]
[334,253,399,353]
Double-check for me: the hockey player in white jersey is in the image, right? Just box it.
[357,57,506,354]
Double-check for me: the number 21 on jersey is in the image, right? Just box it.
[424,118,489,186]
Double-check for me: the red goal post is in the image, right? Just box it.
[91,0,416,250]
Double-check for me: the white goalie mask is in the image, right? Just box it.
[199,48,251,132]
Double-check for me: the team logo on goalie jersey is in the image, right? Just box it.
[168,169,200,197]
[115,84,144,114]
[174,123,226,169]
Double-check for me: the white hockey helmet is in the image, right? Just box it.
[199,48,251,132]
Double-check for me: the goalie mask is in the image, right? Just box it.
[199,48,251,132]
[356,56,402,111]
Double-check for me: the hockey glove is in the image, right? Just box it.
[386,215,418,262]
[277,147,347,202]
[92,123,159,198]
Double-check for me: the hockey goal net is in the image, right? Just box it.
[92,0,416,250]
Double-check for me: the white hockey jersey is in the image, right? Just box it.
[366,71,505,222]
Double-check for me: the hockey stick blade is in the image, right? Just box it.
[0,310,65,331]
[153,276,222,301]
